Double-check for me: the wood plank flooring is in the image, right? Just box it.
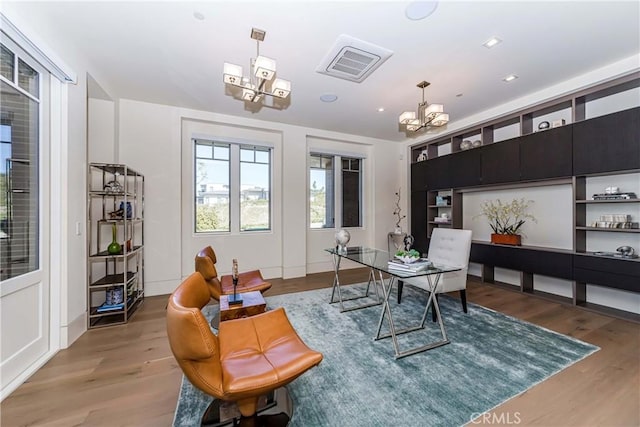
[1,270,638,426]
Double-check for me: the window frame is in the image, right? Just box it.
[308,152,364,230]
[192,138,273,235]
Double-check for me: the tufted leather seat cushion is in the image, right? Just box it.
[167,272,323,417]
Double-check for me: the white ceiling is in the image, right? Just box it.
[6,1,640,142]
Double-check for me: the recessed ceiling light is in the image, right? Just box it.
[193,12,205,21]
[320,94,338,103]
[456,93,463,97]
[377,107,385,112]
[483,37,502,48]
[503,74,518,82]
[405,1,439,20]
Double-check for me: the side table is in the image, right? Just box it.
[220,291,267,322]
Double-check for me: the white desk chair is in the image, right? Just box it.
[403,228,472,319]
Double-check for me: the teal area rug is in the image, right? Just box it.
[173,284,598,426]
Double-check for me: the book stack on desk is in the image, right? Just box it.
[387,259,432,273]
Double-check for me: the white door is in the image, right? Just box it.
[0,34,51,395]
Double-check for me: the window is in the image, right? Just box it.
[193,139,271,233]
[240,146,271,231]
[309,153,362,229]
[0,41,40,281]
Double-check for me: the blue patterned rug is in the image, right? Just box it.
[173,284,598,426]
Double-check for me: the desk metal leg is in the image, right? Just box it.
[375,272,449,359]
[330,253,382,312]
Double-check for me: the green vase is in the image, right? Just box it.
[107,224,122,255]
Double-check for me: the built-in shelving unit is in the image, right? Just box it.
[87,163,145,328]
[409,73,640,321]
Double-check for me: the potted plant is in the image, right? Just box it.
[474,198,536,246]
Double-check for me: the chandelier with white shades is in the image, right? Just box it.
[399,81,449,132]
[223,28,291,103]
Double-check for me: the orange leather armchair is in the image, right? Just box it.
[167,272,323,425]
[195,246,272,301]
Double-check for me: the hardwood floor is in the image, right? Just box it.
[1,270,638,426]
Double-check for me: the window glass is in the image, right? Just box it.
[240,146,271,231]
[18,58,39,98]
[342,157,361,227]
[0,43,14,82]
[194,141,230,232]
[1,80,40,280]
[309,154,335,228]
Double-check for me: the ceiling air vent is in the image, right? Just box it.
[316,34,393,83]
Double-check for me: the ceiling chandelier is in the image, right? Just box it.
[399,81,449,132]
[223,28,291,103]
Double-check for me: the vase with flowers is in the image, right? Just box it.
[474,198,536,246]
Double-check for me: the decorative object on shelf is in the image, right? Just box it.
[223,28,291,104]
[605,186,620,194]
[108,208,124,219]
[228,259,243,305]
[460,140,472,150]
[472,140,482,148]
[107,224,122,255]
[617,246,636,258]
[474,198,536,246]
[119,201,133,219]
[435,195,451,206]
[552,119,566,128]
[416,149,428,162]
[434,212,450,223]
[104,179,123,194]
[399,80,449,132]
[335,229,351,253]
[590,214,638,229]
[537,121,550,131]
[393,188,407,233]
[592,191,637,200]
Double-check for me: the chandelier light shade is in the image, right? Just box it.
[399,81,449,132]
[223,28,291,103]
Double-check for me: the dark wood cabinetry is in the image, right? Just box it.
[449,149,482,188]
[520,125,573,180]
[410,161,428,192]
[424,155,451,190]
[573,107,640,175]
[410,191,428,253]
[480,138,521,184]
[574,254,640,293]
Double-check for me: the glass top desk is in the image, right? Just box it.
[325,246,460,359]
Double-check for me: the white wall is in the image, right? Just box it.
[118,99,399,296]
[87,98,115,163]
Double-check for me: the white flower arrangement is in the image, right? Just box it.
[474,198,537,235]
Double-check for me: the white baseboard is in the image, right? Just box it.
[1,348,57,402]
[60,311,86,349]
[261,267,282,280]
[282,265,306,279]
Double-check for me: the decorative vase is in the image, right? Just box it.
[107,224,122,254]
[394,227,403,234]
[491,233,521,246]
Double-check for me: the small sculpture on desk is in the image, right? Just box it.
[228,259,243,305]
[403,234,414,252]
[335,229,351,254]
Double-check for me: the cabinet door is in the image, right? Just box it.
[411,191,428,253]
[480,138,520,184]
[520,125,573,180]
[424,155,451,190]
[449,149,481,188]
[410,161,428,192]
[573,107,640,175]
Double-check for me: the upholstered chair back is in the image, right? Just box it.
[195,246,223,299]
[166,272,224,397]
[427,228,472,293]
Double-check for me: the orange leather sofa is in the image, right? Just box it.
[167,272,323,424]
[195,246,272,300]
